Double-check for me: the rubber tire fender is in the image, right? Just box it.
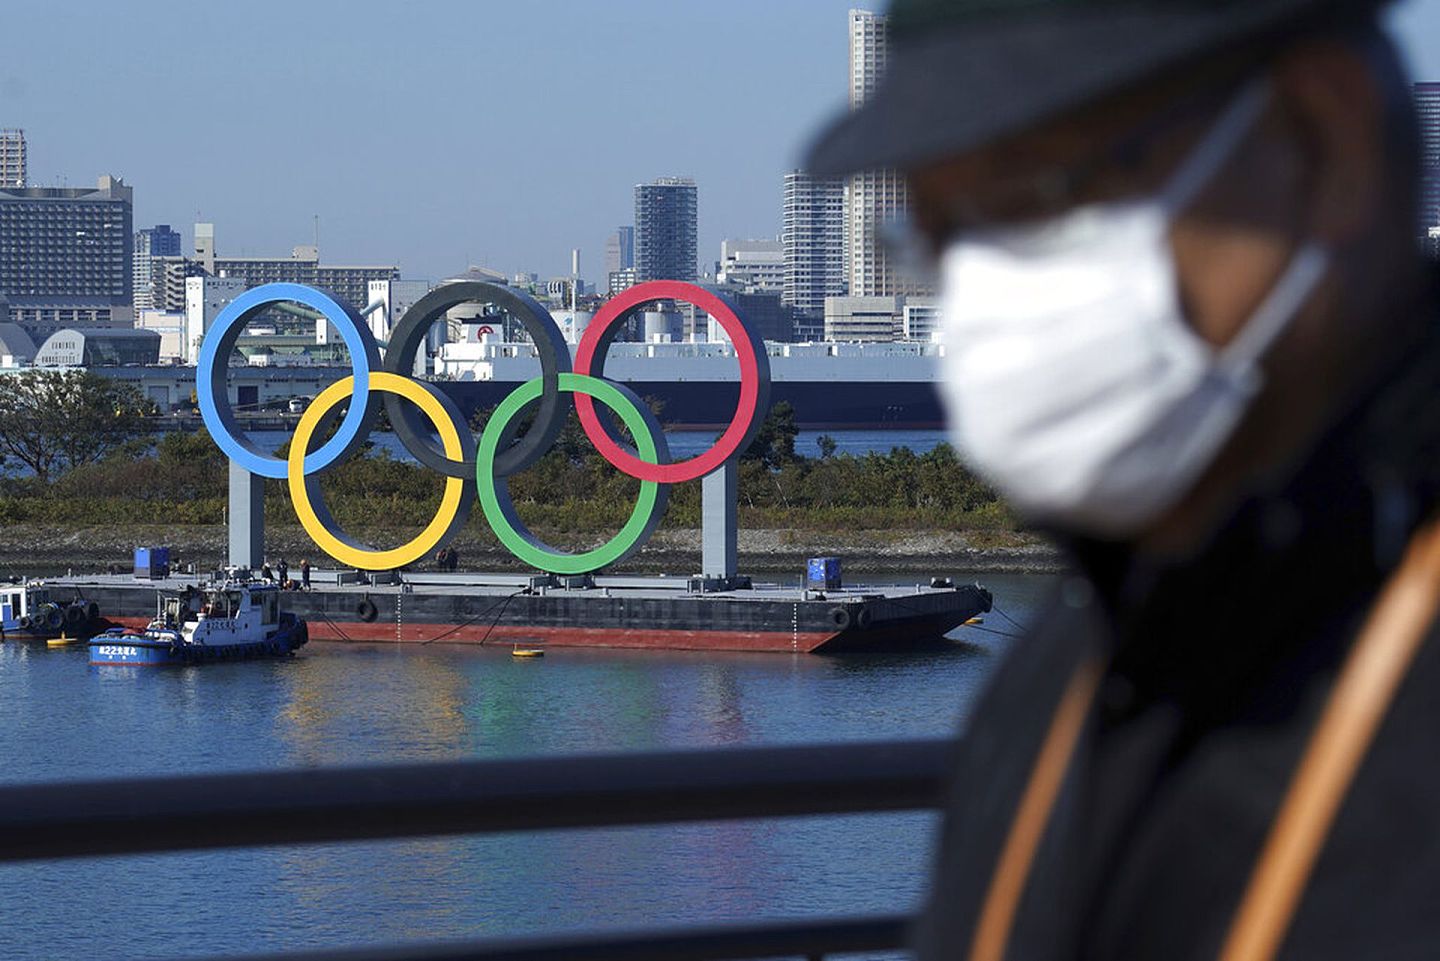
[357,598,379,623]
[855,606,874,631]
[829,606,852,631]
[87,601,101,622]
[18,615,31,630]
[64,604,84,627]
[41,606,62,631]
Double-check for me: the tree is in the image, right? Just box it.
[743,401,799,469]
[0,370,155,482]
[816,434,837,459]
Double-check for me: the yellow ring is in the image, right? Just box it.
[288,372,467,570]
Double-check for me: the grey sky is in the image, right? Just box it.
[3,0,1437,285]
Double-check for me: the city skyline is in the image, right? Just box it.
[3,0,1438,284]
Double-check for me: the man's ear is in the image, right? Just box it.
[1272,39,1383,245]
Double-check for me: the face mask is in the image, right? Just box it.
[938,81,1329,538]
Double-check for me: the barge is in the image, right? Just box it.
[53,571,991,654]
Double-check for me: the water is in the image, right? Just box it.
[243,427,949,462]
[0,573,1051,960]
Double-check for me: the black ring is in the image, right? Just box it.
[383,282,571,479]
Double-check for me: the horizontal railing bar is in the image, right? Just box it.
[183,914,913,961]
[0,739,951,863]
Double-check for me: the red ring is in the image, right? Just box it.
[574,281,763,484]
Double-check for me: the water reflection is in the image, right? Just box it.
[0,573,1055,960]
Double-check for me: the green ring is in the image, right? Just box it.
[476,373,668,575]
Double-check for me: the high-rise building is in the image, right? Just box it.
[782,169,847,316]
[0,174,133,337]
[604,225,635,276]
[845,10,925,298]
[133,224,183,310]
[0,129,24,188]
[634,177,697,282]
[1417,82,1440,241]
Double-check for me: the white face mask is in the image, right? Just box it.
[938,81,1329,538]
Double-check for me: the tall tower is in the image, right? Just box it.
[1417,82,1440,243]
[783,170,847,317]
[845,10,923,297]
[634,178,697,282]
[0,129,25,188]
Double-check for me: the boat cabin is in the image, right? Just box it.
[163,581,282,645]
[1,583,50,632]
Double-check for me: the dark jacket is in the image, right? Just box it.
[917,281,1440,961]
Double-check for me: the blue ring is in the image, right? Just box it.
[197,283,381,479]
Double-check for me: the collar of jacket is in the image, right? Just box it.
[1048,267,1440,722]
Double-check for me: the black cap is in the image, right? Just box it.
[804,0,1386,177]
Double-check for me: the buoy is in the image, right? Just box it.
[46,633,79,647]
[511,645,545,658]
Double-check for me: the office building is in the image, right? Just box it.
[825,294,901,341]
[0,129,24,188]
[782,169,847,315]
[368,278,437,374]
[136,309,187,364]
[901,299,941,341]
[1418,82,1440,240]
[0,175,133,337]
[151,225,398,320]
[184,275,247,364]
[608,267,639,295]
[845,10,925,298]
[133,224,183,310]
[634,177,697,282]
[718,239,784,293]
[604,226,635,275]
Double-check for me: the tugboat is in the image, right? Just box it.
[0,580,104,642]
[88,575,308,666]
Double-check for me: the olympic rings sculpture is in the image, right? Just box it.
[197,280,772,574]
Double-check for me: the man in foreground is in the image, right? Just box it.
[808,0,1440,958]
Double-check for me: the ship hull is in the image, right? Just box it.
[434,380,945,431]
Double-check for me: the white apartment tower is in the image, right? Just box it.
[782,170,847,316]
[0,130,24,188]
[845,10,924,298]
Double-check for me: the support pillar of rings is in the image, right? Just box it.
[228,462,264,572]
[701,457,739,581]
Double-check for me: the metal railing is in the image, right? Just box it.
[0,739,953,961]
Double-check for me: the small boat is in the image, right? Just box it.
[0,580,105,643]
[511,643,545,658]
[88,575,308,666]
